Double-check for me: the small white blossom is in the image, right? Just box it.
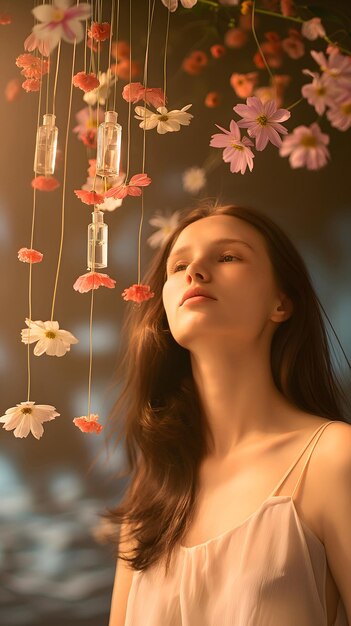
[147,209,182,249]
[0,401,59,439]
[134,104,193,134]
[83,69,115,106]
[160,0,197,11]
[301,18,326,41]
[182,166,206,193]
[21,319,79,357]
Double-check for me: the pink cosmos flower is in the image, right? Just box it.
[73,414,103,433]
[121,283,155,303]
[22,78,41,92]
[18,248,43,263]
[73,106,104,147]
[160,0,197,11]
[5,78,21,102]
[32,0,91,54]
[210,120,255,174]
[73,71,100,92]
[122,82,167,109]
[326,96,351,131]
[0,401,59,439]
[88,22,111,42]
[233,96,291,151]
[31,176,60,191]
[73,271,116,293]
[279,123,330,170]
[230,72,258,98]
[311,49,351,88]
[74,189,104,205]
[24,32,51,56]
[105,173,152,200]
[301,17,326,41]
[301,69,339,115]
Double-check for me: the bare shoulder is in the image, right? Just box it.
[313,417,351,461]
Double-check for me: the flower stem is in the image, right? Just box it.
[286,96,304,111]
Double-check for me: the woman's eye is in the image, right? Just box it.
[172,254,240,273]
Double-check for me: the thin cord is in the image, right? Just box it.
[50,40,77,321]
[113,0,120,111]
[125,0,132,182]
[163,3,171,105]
[52,40,61,117]
[105,0,115,112]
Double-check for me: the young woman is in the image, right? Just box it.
[107,203,351,626]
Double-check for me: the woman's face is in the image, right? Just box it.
[162,215,289,350]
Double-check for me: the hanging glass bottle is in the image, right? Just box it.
[96,110,122,176]
[87,210,108,270]
[34,113,58,175]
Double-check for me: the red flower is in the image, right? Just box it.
[111,40,130,60]
[22,78,41,92]
[0,13,11,25]
[88,22,111,42]
[182,50,208,76]
[81,130,98,148]
[122,82,166,108]
[74,189,104,205]
[73,71,100,92]
[16,53,49,78]
[5,78,21,102]
[73,271,116,293]
[204,91,222,108]
[73,414,103,434]
[105,173,151,200]
[210,44,226,59]
[31,176,60,191]
[121,283,155,303]
[18,248,43,263]
[111,59,142,80]
[224,28,248,49]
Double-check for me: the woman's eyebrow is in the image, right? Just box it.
[167,238,254,264]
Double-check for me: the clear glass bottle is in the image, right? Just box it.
[34,113,58,175]
[87,210,108,270]
[96,110,122,176]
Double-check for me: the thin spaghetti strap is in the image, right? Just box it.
[268,420,337,500]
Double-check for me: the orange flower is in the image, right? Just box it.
[111,59,142,80]
[18,248,43,263]
[74,189,104,205]
[230,72,258,98]
[210,44,226,59]
[31,176,60,191]
[111,40,130,60]
[73,71,100,92]
[5,78,21,102]
[16,53,49,79]
[73,271,116,293]
[204,91,222,108]
[0,13,11,25]
[224,28,248,49]
[22,78,41,92]
[88,22,111,42]
[241,0,253,15]
[73,414,103,434]
[121,283,155,303]
[182,50,208,75]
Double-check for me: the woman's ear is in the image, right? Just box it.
[271,293,293,323]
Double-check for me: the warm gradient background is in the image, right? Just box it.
[0,1,350,625]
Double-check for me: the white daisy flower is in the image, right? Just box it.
[134,104,193,134]
[147,209,182,248]
[83,69,115,106]
[21,319,79,357]
[0,401,59,439]
[182,166,206,193]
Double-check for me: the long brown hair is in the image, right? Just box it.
[104,202,350,576]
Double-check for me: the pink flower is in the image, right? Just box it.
[73,71,100,92]
[204,92,222,108]
[111,40,130,60]
[122,82,166,108]
[88,22,111,42]
[281,31,305,59]
[18,248,43,263]
[22,78,41,92]
[210,120,255,175]
[5,78,21,102]
[301,17,326,41]
[210,44,226,59]
[24,32,51,56]
[311,49,351,89]
[326,96,351,131]
[160,0,197,11]
[301,69,339,115]
[73,271,116,293]
[73,106,104,147]
[32,0,91,54]
[31,176,60,191]
[279,123,330,170]
[105,173,152,199]
[224,28,248,49]
[280,0,296,17]
[121,283,155,303]
[111,59,142,81]
[233,96,290,151]
[0,13,11,25]
[74,189,104,205]
[73,414,103,433]
[230,72,258,98]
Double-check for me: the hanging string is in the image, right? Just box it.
[105,0,115,113]
[124,0,133,182]
[52,40,61,117]
[113,0,120,112]
[50,39,77,321]
[26,72,44,403]
[162,2,171,105]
